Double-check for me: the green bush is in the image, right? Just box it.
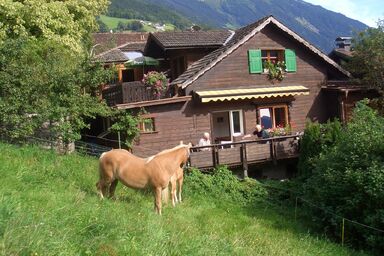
[184,166,267,205]
[302,100,384,253]
[298,119,342,178]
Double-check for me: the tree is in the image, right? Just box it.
[127,21,144,32]
[0,38,113,143]
[97,17,110,33]
[347,19,384,95]
[0,0,109,53]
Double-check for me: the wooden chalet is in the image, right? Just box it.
[91,16,365,178]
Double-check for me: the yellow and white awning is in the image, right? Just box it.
[196,86,309,103]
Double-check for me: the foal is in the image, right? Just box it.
[170,167,184,206]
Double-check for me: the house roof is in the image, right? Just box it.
[171,16,350,89]
[149,30,233,49]
[93,32,148,54]
[94,42,146,63]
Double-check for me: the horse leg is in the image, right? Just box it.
[171,178,177,206]
[178,175,183,203]
[96,180,110,199]
[154,186,162,215]
[108,179,118,199]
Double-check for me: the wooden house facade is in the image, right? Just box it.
[92,16,360,177]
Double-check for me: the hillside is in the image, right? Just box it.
[0,142,368,255]
[108,0,368,53]
[99,15,175,32]
[106,0,193,30]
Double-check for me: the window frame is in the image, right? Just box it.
[257,104,289,129]
[261,49,285,71]
[138,117,157,134]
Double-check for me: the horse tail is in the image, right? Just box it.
[161,185,169,204]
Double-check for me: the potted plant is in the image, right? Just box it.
[267,124,292,137]
[264,60,286,82]
[142,71,169,99]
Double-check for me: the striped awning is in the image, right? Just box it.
[196,86,309,103]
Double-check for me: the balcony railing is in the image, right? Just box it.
[102,81,169,106]
[189,135,301,170]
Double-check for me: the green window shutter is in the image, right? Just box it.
[248,49,262,74]
[285,49,297,72]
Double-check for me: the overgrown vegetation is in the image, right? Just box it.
[184,166,268,205]
[297,101,384,254]
[0,143,365,255]
[0,0,140,147]
[298,119,342,178]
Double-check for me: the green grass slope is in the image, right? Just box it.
[99,15,175,32]
[0,143,368,255]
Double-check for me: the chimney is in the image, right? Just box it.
[335,36,352,51]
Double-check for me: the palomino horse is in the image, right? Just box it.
[96,143,191,214]
[170,167,184,207]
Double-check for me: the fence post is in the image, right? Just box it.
[341,218,345,246]
[118,131,121,149]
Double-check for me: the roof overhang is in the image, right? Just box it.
[196,86,309,103]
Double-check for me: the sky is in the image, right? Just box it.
[304,0,383,27]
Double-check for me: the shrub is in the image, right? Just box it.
[302,100,384,253]
[298,119,342,178]
[183,166,267,205]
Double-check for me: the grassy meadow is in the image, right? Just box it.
[0,143,369,255]
[99,15,175,32]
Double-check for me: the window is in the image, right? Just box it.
[261,50,284,68]
[230,110,243,136]
[121,69,135,82]
[139,118,155,133]
[248,49,297,73]
[258,105,288,129]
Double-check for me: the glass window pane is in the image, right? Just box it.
[261,50,267,58]
[232,111,241,133]
[259,108,272,129]
[270,50,278,58]
[274,107,286,128]
[142,118,154,132]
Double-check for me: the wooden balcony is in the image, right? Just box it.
[102,81,169,106]
[189,135,300,170]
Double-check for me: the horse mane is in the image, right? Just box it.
[146,144,189,163]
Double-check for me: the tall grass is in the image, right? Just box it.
[0,143,368,255]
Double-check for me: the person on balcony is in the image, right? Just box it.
[242,124,270,140]
[254,124,270,139]
[198,132,211,151]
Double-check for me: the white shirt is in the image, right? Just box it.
[198,138,211,150]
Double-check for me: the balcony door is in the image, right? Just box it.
[211,110,244,143]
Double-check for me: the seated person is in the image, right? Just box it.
[198,132,211,151]
[242,124,270,140]
[253,124,270,139]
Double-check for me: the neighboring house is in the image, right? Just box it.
[327,37,378,122]
[91,16,365,177]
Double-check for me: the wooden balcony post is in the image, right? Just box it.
[271,138,277,165]
[212,146,218,168]
[240,143,248,178]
